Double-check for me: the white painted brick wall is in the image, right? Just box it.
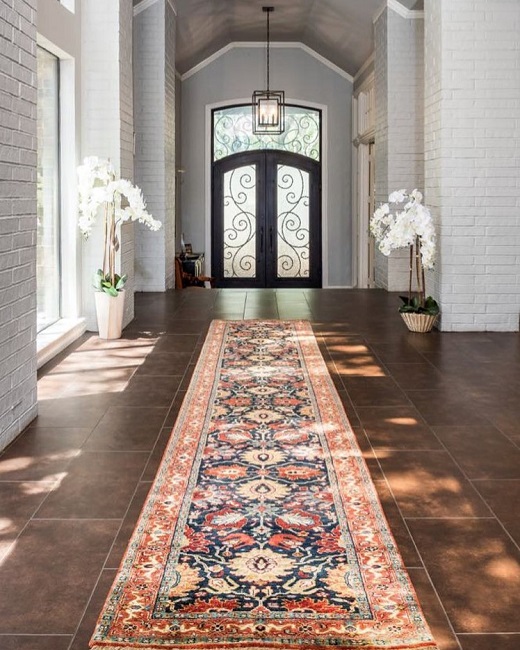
[80,0,135,330]
[120,0,135,324]
[374,7,425,293]
[133,0,176,292]
[0,0,38,451]
[164,1,176,289]
[374,9,389,290]
[425,0,520,331]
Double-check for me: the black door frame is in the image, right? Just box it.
[212,150,322,289]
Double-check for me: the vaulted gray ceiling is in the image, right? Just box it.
[135,0,423,77]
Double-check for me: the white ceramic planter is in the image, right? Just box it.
[94,290,125,339]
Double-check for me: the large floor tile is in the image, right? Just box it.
[109,374,183,407]
[384,362,449,390]
[472,479,520,546]
[0,427,91,481]
[37,367,137,399]
[457,634,520,649]
[0,481,56,561]
[433,425,520,479]
[0,519,119,634]
[378,451,491,518]
[83,406,168,451]
[149,334,201,354]
[34,451,148,519]
[0,636,72,650]
[406,389,491,427]
[407,518,520,633]
[362,419,442,452]
[133,351,195,375]
[370,341,426,364]
[343,377,408,407]
[34,396,109,429]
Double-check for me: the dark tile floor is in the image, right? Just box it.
[0,288,519,649]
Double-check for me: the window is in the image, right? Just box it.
[37,47,61,332]
[213,105,321,162]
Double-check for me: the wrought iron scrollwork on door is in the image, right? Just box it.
[276,165,310,278]
[222,165,257,278]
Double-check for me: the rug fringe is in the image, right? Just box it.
[90,643,439,650]
[90,644,439,650]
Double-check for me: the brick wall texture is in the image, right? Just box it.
[120,0,135,324]
[164,0,176,290]
[425,0,520,331]
[374,8,425,293]
[134,0,176,292]
[0,0,38,450]
[80,0,134,330]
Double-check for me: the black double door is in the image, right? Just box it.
[212,151,321,288]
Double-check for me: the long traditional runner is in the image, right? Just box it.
[91,320,438,650]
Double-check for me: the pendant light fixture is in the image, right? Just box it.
[252,6,285,135]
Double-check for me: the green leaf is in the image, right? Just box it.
[424,296,440,313]
[115,274,127,290]
[102,285,118,297]
[92,272,103,291]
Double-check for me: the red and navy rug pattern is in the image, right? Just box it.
[90,320,438,650]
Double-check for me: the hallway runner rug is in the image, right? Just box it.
[90,320,438,650]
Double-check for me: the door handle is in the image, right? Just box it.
[260,227,264,254]
[269,227,273,253]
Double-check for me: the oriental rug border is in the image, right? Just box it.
[90,320,438,650]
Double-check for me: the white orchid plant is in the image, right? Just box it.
[78,157,161,296]
[371,189,439,315]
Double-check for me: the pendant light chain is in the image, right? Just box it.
[252,6,285,135]
[266,7,270,92]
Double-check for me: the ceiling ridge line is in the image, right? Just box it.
[181,42,354,83]
[373,0,425,24]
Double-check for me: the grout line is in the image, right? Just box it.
[456,632,520,636]
[471,477,520,482]
[404,516,496,520]
[0,633,73,637]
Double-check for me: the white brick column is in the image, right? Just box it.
[0,0,38,450]
[133,0,176,291]
[374,5,425,291]
[424,0,520,331]
[81,0,135,330]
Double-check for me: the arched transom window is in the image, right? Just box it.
[213,104,321,162]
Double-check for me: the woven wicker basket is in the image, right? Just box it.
[400,312,438,333]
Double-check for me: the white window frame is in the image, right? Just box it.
[36,34,85,368]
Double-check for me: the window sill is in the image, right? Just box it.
[37,317,87,369]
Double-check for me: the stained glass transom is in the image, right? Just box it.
[214,105,320,162]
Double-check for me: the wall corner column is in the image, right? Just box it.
[134,0,177,292]
[374,5,425,292]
